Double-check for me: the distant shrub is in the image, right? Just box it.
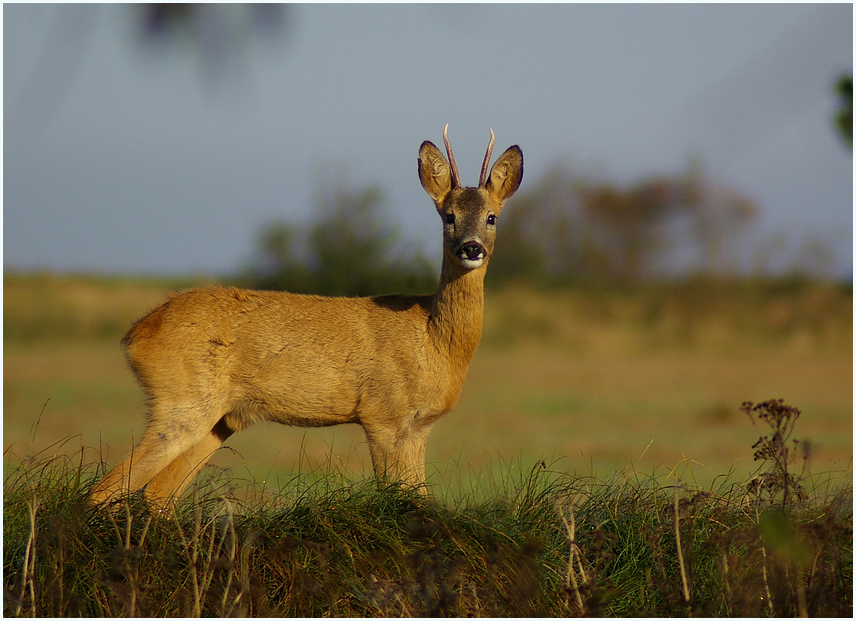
[241,182,436,297]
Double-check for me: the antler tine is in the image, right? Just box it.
[443,123,462,188]
[478,127,496,188]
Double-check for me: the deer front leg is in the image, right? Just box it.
[363,421,431,492]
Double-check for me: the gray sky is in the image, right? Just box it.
[4,3,853,277]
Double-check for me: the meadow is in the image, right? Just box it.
[3,272,853,615]
[4,272,851,490]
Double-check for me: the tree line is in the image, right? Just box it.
[240,157,832,296]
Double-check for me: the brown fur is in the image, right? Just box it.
[89,128,523,508]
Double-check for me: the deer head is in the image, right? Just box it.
[418,124,524,270]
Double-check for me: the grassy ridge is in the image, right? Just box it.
[4,400,853,617]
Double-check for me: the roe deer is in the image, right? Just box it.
[88,125,523,508]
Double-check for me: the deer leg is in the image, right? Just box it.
[88,406,222,506]
[364,422,431,492]
[143,417,235,505]
[88,439,158,505]
[88,427,191,505]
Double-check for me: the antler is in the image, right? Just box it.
[443,123,462,189]
[478,127,496,188]
[443,124,495,188]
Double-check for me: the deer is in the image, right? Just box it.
[88,125,524,509]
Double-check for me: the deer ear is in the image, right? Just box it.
[486,145,523,205]
[418,141,452,204]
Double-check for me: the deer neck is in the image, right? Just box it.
[428,255,486,364]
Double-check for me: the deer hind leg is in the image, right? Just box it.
[143,418,235,506]
[88,404,225,507]
[88,428,190,506]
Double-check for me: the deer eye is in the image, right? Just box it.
[445,213,455,225]
[487,214,497,225]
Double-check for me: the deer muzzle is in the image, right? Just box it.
[456,240,487,268]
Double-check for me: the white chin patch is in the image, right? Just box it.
[458,256,485,269]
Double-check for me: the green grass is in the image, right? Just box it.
[3,440,851,617]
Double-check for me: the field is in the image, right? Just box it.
[3,272,853,616]
[4,272,852,491]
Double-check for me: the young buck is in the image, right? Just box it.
[89,125,523,508]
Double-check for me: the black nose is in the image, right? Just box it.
[460,241,485,260]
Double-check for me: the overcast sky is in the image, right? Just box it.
[4,3,853,277]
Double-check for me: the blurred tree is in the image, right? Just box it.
[683,158,758,276]
[487,167,578,286]
[579,179,680,281]
[135,4,289,95]
[489,160,758,285]
[243,181,436,297]
[253,221,313,293]
[834,73,852,149]
[791,235,835,279]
